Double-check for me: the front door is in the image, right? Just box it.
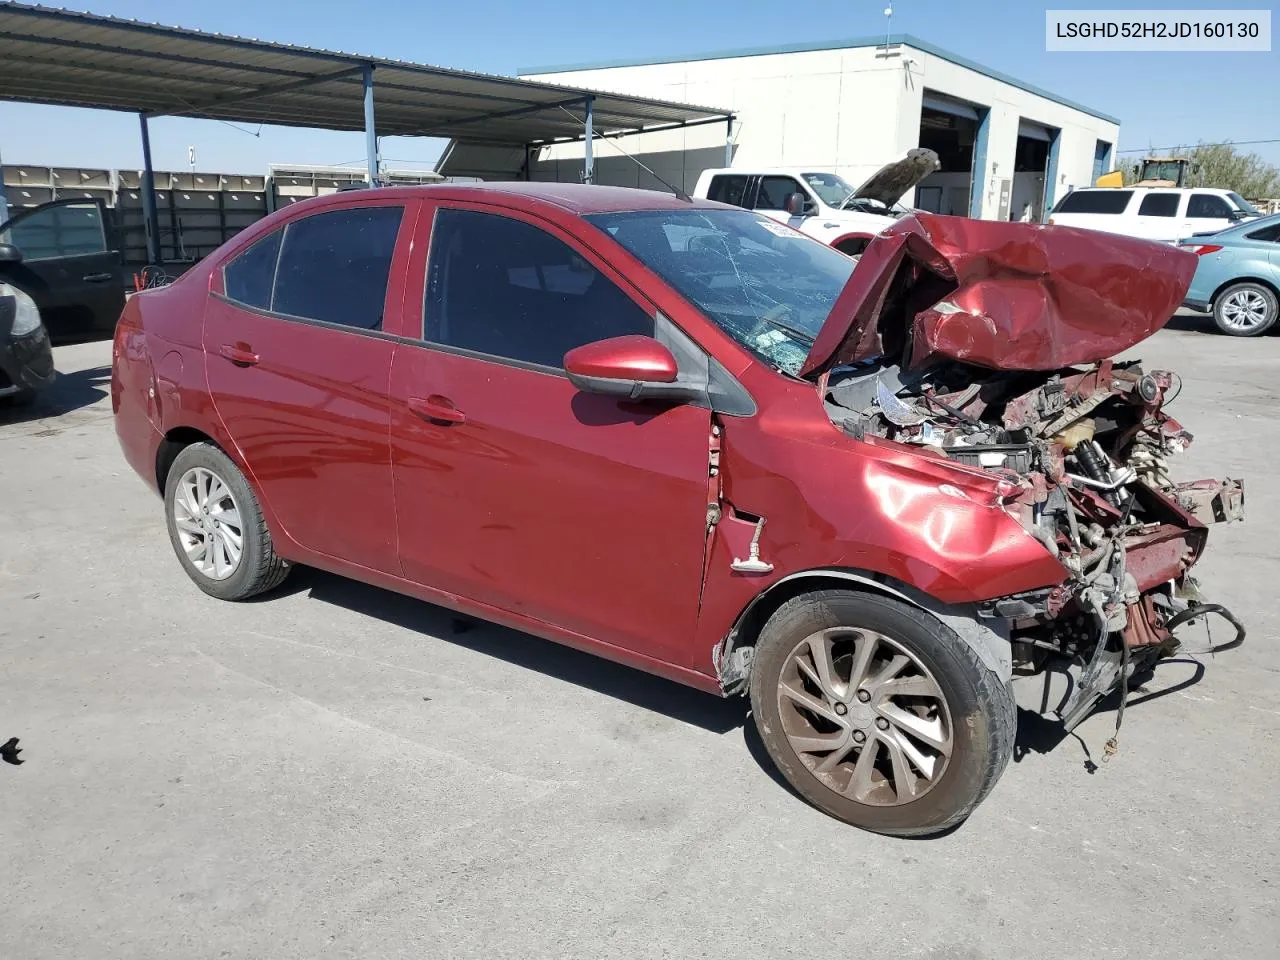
[753,174,813,229]
[1182,192,1236,240]
[0,198,126,341]
[202,200,412,574]
[388,204,712,665]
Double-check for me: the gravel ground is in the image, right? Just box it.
[2,313,1277,959]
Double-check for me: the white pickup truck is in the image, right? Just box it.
[691,148,940,257]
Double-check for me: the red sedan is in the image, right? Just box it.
[113,183,1241,835]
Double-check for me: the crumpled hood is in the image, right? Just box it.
[851,147,940,208]
[800,212,1198,378]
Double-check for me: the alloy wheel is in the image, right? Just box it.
[172,466,244,581]
[1220,289,1272,333]
[776,627,954,806]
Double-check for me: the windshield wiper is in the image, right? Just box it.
[758,313,816,345]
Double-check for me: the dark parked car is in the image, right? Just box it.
[0,197,128,343]
[0,271,55,405]
[112,184,1242,835]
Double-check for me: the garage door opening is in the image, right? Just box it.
[1013,120,1058,221]
[914,93,982,217]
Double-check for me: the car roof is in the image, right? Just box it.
[1068,186,1232,195]
[1211,210,1280,239]
[328,181,723,215]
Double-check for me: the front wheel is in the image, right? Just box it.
[748,590,1015,836]
[1213,282,1278,336]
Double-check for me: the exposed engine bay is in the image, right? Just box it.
[825,354,1246,733]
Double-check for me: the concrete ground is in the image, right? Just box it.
[2,312,1277,959]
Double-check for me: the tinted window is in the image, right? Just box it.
[1187,193,1233,219]
[1052,190,1133,215]
[425,209,653,369]
[1229,192,1262,215]
[0,201,107,260]
[224,231,281,309]
[706,175,750,208]
[589,208,855,376]
[755,176,804,210]
[271,206,403,330]
[1246,223,1280,243]
[1138,193,1179,217]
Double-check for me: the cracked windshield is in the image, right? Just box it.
[588,209,855,376]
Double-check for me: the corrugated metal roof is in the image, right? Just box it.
[0,2,732,143]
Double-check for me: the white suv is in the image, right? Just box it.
[692,149,940,257]
[1047,187,1262,243]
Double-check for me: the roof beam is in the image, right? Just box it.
[438,96,587,130]
[528,112,735,146]
[146,66,366,119]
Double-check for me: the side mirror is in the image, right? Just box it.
[564,335,696,402]
[0,242,22,265]
[785,192,811,217]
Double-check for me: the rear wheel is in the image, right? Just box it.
[163,442,290,600]
[1213,282,1278,336]
[749,590,1015,836]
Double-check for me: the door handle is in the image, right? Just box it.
[407,395,465,425]
[218,343,260,367]
[82,272,114,283]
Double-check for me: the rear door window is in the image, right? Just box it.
[1052,190,1133,215]
[1246,223,1280,243]
[1187,193,1233,219]
[424,208,654,369]
[271,206,404,330]
[1137,193,1180,217]
[706,175,750,208]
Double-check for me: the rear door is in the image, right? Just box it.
[387,202,714,665]
[0,198,126,341]
[202,198,414,574]
[1132,191,1183,242]
[1183,192,1236,240]
[704,173,752,209]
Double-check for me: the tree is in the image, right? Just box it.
[1112,142,1280,197]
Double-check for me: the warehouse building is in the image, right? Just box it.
[487,35,1120,221]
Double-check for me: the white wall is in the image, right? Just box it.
[523,41,1120,219]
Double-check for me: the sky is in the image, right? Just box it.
[0,0,1276,176]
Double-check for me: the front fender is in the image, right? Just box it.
[711,567,1013,693]
[690,392,1065,678]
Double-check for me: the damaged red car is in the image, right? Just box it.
[112,184,1245,836]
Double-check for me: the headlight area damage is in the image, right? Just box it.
[809,213,1246,736]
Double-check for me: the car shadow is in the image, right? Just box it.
[1163,312,1218,334]
[1013,656,1208,772]
[0,364,111,424]
[291,567,749,736]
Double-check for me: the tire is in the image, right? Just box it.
[748,589,1015,837]
[1213,281,1278,337]
[163,442,290,601]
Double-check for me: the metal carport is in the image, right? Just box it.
[0,1,732,263]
